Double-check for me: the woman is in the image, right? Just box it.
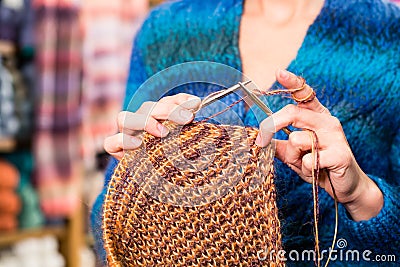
[93,0,400,265]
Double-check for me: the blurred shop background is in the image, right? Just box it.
[0,0,399,267]
[0,0,163,266]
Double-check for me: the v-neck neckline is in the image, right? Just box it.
[235,0,330,89]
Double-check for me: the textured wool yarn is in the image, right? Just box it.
[103,121,284,266]
[0,160,20,189]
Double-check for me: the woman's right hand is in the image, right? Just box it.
[104,93,201,160]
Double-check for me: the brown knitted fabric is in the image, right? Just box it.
[102,121,284,266]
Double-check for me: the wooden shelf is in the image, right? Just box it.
[0,226,66,248]
[0,138,16,152]
[0,207,83,267]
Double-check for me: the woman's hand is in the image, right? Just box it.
[104,93,201,160]
[256,69,383,221]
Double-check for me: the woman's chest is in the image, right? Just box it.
[239,14,317,90]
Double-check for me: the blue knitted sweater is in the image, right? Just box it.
[92,0,400,265]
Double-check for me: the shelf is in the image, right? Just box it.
[0,226,66,248]
[0,138,16,152]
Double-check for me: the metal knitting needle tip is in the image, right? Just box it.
[238,82,292,136]
[200,80,252,109]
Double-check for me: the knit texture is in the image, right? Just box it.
[92,0,400,265]
[103,121,284,266]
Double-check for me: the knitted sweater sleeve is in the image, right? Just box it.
[338,123,400,258]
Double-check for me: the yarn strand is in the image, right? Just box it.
[308,130,321,267]
[324,171,339,267]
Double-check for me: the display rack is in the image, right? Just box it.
[0,226,64,246]
[0,95,84,266]
[0,205,83,267]
[0,138,84,267]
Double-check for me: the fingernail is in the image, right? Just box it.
[279,69,290,80]
[184,96,201,109]
[255,134,262,147]
[180,109,193,121]
[157,123,169,136]
[188,96,201,103]
[131,137,142,147]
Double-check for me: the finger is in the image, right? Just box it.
[302,146,352,176]
[159,93,201,110]
[274,132,335,171]
[275,132,315,172]
[276,69,330,114]
[274,139,306,176]
[273,133,312,166]
[104,133,142,160]
[136,101,195,124]
[285,131,313,168]
[256,104,332,147]
[117,111,169,137]
[273,139,287,162]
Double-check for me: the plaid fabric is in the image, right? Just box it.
[80,0,148,169]
[33,0,82,218]
[0,56,19,138]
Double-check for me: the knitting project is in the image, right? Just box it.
[103,121,284,266]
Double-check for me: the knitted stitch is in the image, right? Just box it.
[92,0,400,266]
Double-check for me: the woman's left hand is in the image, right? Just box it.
[256,69,383,222]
